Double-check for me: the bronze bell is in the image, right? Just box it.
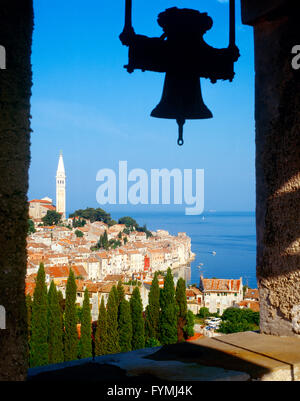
[151,73,213,145]
[120,2,239,146]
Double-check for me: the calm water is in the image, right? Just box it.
[112,211,257,289]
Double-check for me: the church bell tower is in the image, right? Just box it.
[56,151,66,220]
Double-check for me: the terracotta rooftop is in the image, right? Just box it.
[202,278,242,292]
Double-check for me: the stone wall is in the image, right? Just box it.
[242,1,300,335]
[0,0,34,380]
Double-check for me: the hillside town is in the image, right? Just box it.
[26,153,259,327]
[26,215,195,319]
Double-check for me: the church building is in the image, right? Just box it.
[56,151,66,220]
[29,152,66,220]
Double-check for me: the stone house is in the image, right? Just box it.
[199,276,243,315]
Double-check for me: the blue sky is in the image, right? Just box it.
[28,0,255,215]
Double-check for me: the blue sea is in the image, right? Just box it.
[112,211,257,289]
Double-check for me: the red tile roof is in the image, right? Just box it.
[238,300,260,312]
[45,265,88,279]
[202,278,241,292]
[29,199,52,204]
[244,288,259,300]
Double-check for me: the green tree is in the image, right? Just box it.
[76,305,83,323]
[74,229,84,238]
[118,299,133,353]
[69,207,114,225]
[64,269,78,361]
[130,287,145,350]
[218,307,260,334]
[79,289,92,359]
[47,281,64,364]
[26,294,32,342]
[198,307,210,319]
[57,290,65,326]
[73,218,86,228]
[159,268,178,345]
[29,263,49,367]
[184,311,195,338]
[42,210,62,226]
[117,281,125,307]
[106,287,120,354]
[118,216,138,229]
[95,297,108,356]
[145,272,160,343]
[28,219,36,234]
[176,278,188,341]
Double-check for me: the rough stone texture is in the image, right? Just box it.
[0,1,33,380]
[242,1,300,336]
[241,0,292,25]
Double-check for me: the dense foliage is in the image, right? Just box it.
[27,268,197,365]
[47,281,64,364]
[106,287,120,354]
[30,263,49,367]
[74,229,84,238]
[42,210,62,226]
[69,207,115,225]
[130,287,145,350]
[95,297,108,356]
[197,307,210,319]
[145,272,160,343]
[118,216,152,238]
[118,299,133,352]
[176,278,188,341]
[79,288,92,359]
[218,307,260,334]
[159,268,178,345]
[28,219,36,234]
[64,269,78,361]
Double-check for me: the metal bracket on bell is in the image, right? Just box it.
[176,118,185,146]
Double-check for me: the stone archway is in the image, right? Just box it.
[0,0,299,381]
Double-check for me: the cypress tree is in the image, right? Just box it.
[26,294,32,343]
[29,263,49,367]
[130,287,145,350]
[106,286,120,354]
[118,299,132,352]
[64,268,78,361]
[176,278,188,342]
[117,280,125,306]
[145,272,160,343]
[79,288,92,359]
[184,310,195,338]
[48,281,64,364]
[95,296,108,355]
[57,289,65,333]
[159,268,178,345]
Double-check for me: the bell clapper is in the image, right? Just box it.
[176,118,185,146]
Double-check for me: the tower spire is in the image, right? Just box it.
[56,151,66,220]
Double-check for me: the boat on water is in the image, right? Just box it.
[211,251,216,255]
[197,263,204,268]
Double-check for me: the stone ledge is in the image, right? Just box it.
[27,332,300,381]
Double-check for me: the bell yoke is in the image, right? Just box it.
[120,1,240,146]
